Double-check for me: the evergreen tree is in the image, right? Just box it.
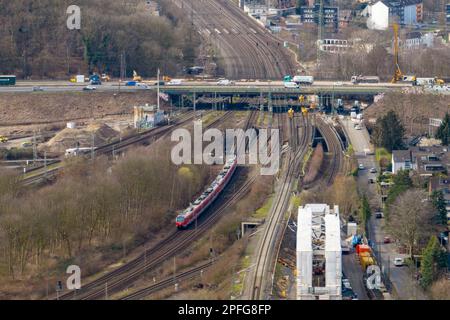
[360,194,371,234]
[435,113,450,145]
[373,111,405,152]
[386,169,412,209]
[431,190,448,225]
[420,236,448,289]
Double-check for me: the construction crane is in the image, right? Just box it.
[391,23,403,83]
[391,23,418,84]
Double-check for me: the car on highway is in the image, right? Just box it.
[369,167,377,173]
[358,163,365,170]
[283,81,299,89]
[394,257,404,267]
[136,83,149,89]
[22,141,33,148]
[217,79,234,86]
[83,85,97,91]
[167,79,182,85]
[32,86,44,92]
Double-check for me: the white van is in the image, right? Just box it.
[284,81,299,89]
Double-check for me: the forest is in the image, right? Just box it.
[0,0,200,79]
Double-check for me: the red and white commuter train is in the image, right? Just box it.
[175,155,238,229]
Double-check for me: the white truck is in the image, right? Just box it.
[351,75,380,84]
[293,75,314,85]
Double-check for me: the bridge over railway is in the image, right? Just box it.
[160,84,394,111]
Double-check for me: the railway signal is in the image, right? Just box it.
[288,108,294,119]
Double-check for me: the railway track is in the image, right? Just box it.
[120,261,214,300]
[249,112,312,300]
[315,116,345,185]
[20,111,220,186]
[57,111,258,300]
[179,0,297,79]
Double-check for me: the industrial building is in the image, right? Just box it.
[297,204,342,300]
[133,104,165,129]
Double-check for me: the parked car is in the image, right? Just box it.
[394,257,404,267]
[375,212,384,219]
[383,237,391,244]
[355,125,362,130]
[358,163,365,170]
[370,167,377,173]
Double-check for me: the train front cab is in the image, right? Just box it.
[176,215,187,229]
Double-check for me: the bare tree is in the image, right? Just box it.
[386,189,436,258]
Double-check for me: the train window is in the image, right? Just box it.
[176,216,184,222]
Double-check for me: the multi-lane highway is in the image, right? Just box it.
[0,80,412,95]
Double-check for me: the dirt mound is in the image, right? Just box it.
[0,91,166,125]
[43,123,119,153]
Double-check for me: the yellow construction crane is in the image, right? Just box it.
[391,23,417,83]
[391,23,403,83]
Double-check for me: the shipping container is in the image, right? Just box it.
[0,75,16,86]
[360,256,375,270]
[356,244,371,254]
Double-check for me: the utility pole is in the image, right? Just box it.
[157,68,161,111]
[33,131,37,164]
[317,0,324,71]
[91,133,95,160]
[119,51,126,93]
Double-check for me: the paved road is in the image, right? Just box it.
[341,117,428,300]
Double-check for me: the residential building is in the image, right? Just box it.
[339,9,353,28]
[447,3,450,24]
[404,31,435,49]
[392,146,450,176]
[298,5,339,32]
[363,0,423,30]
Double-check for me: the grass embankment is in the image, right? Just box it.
[376,148,392,170]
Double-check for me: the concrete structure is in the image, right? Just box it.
[297,204,342,300]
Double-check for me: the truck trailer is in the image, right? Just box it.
[293,75,314,85]
[351,75,380,84]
